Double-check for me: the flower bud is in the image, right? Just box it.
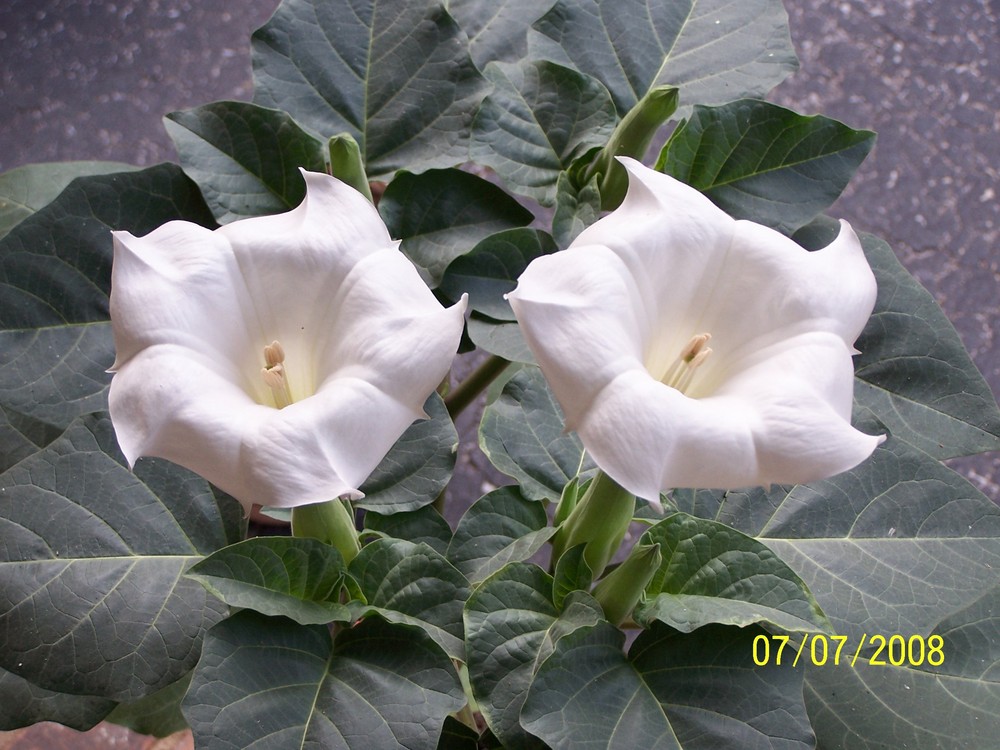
[292,498,361,564]
[551,471,635,578]
[592,542,662,626]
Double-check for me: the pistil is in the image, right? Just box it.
[261,340,293,408]
[661,332,712,394]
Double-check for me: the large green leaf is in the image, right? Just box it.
[529,0,797,115]
[479,365,596,501]
[184,611,464,750]
[438,228,557,321]
[0,161,137,240]
[187,537,353,626]
[677,439,1000,748]
[470,60,618,205]
[379,168,533,285]
[0,166,215,438]
[105,673,192,738]
[0,667,116,731]
[521,621,814,750]
[165,100,329,223]
[356,393,459,514]
[0,164,215,330]
[467,315,535,364]
[251,0,486,175]
[364,504,453,557]
[797,219,1000,458]
[464,563,603,749]
[657,100,876,234]
[448,486,555,583]
[448,0,555,70]
[348,538,470,659]
[635,512,831,634]
[0,414,240,701]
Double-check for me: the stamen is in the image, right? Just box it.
[662,332,713,394]
[261,340,293,408]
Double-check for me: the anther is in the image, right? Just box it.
[662,332,713,394]
[261,340,293,408]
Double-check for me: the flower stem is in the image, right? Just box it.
[444,354,510,418]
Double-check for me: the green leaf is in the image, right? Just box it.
[448,0,554,70]
[467,315,536,364]
[364,505,453,557]
[657,99,876,234]
[105,672,192,738]
[0,414,239,701]
[479,365,595,501]
[854,229,1000,457]
[0,164,215,329]
[464,563,603,749]
[635,512,831,634]
[187,537,352,626]
[437,716,482,750]
[379,168,533,285]
[0,161,137,241]
[530,0,797,115]
[184,611,464,750]
[438,228,557,320]
[470,61,618,205]
[522,621,814,750]
[357,393,459,514]
[348,538,470,659]
[448,486,555,583]
[165,100,329,223]
[552,172,601,248]
[683,439,1000,748]
[251,0,486,175]
[0,666,116,731]
[552,544,594,611]
[0,166,215,441]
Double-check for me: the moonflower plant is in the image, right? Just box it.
[508,158,884,507]
[107,171,467,513]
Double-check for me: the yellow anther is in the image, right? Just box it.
[261,340,293,408]
[661,333,713,394]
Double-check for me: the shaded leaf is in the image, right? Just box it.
[106,672,192,738]
[657,99,875,234]
[349,538,470,659]
[479,365,595,501]
[449,0,554,70]
[448,486,555,583]
[364,505,453,557]
[464,563,602,749]
[252,0,486,175]
[0,414,238,701]
[0,667,115,732]
[470,61,618,205]
[438,228,557,321]
[0,161,137,241]
[522,621,814,750]
[530,0,797,115]
[380,168,533,284]
[184,611,464,750]
[635,512,831,634]
[467,314,535,364]
[357,393,459,514]
[187,537,352,626]
[552,172,601,248]
[165,100,329,223]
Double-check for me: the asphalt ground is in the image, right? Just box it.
[0,1,997,746]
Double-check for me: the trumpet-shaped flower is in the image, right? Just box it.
[108,171,467,512]
[507,158,883,507]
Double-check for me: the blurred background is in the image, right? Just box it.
[1,0,997,746]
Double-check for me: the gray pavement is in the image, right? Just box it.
[1,0,997,502]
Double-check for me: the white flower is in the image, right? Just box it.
[108,171,467,512]
[508,158,883,507]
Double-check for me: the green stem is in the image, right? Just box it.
[444,354,510,419]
